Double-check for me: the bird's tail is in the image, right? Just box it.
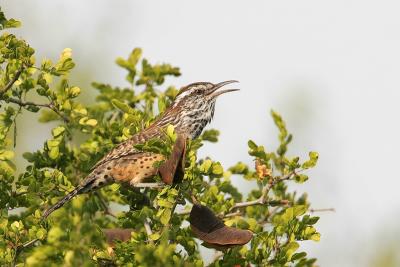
[42,178,95,219]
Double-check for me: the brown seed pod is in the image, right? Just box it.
[189,204,253,247]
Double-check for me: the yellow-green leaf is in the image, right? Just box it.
[51,126,65,137]
[160,209,172,225]
[85,119,98,127]
[149,233,161,241]
[0,150,14,160]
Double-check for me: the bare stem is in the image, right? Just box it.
[230,171,296,211]
[5,98,69,122]
[95,192,116,218]
[177,172,295,218]
[310,208,335,213]
[12,238,39,266]
[144,218,154,244]
[0,68,23,97]
[133,182,165,188]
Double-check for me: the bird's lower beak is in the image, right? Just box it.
[208,80,240,98]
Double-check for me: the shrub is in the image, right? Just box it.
[0,9,321,267]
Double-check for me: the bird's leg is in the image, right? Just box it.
[158,134,187,185]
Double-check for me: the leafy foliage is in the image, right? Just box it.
[0,8,321,267]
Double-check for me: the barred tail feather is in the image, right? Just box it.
[42,180,93,219]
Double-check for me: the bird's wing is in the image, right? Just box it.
[158,134,187,184]
[91,126,162,170]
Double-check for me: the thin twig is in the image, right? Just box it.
[13,238,39,266]
[109,111,120,123]
[230,171,296,211]
[0,68,23,96]
[222,200,290,219]
[19,238,39,249]
[176,171,295,217]
[133,182,165,188]
[221,211,242,218]
[95,192,116,218]
[144,218,154,245]
[310,208,335,213]
[5,98,69,122]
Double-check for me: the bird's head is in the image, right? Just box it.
[167,80,239,138]
[172,80,239,109]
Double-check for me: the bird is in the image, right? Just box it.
[42,80,239,219]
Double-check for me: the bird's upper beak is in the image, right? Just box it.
[208,80,240,98]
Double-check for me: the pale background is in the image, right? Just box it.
[3,1,400,266]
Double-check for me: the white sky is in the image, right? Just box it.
[4,1,400,266]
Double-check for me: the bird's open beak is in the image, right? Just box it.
[208,80,240,98]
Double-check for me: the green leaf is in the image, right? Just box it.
[201,129,219,142]
[149,233,161,241]
[275,205,307,225]
[36,228,47,239]
[47,227,66,244]
[10,221,23,232]
[47,139,60,148]
[160,209,172,225]
[157,199,173,208]
[307,216,320,225]
[285,241,299,259]
[271,109,288,142]
[111,99,132,113]
[166,124,176,141]
[0,160,16,173]
[302,151,319,169]
[158,95,167,113]
[291,252,307,261]
[85,119,98,127]
[294,174,308,183]
[211,162,223,175]
[0,10,21,29]
[248,140,257,150]
[79,117,88,125]
[0,150,14,160]
[228,162,248,175]
[69,86,81,98]
[293,205,307,216]
[51,126,65,137]
[49,147,59,159]
[199,159,212,173]
[26,105,40,113]
[311,233,321,242]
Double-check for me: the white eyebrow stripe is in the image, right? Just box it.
[175,89,193,101]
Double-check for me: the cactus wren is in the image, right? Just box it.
[42,80,239,219]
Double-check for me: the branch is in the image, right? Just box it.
[95,192,116,218]
[133,182,165,188]
[0,68,23,97]
[229,171,296,211]
[144,218,154,244]
[6,98,69,122]
[0,66,70,123]
[310,208,335,213]
[13,238,40,266]
[6,98,48,108]
[18,238,39,249]
[176,173,295,217]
